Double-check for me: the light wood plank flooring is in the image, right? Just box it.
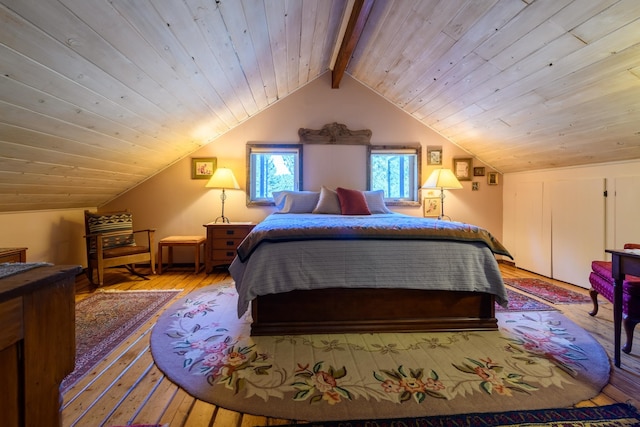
[62,264,640,426]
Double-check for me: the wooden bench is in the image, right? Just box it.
[158,236,206,274]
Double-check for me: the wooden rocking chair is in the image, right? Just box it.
[84,210,156,286]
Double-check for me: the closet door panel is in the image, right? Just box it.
[514,181,550,276]
[614,176,640,248]
[550,178,605,288]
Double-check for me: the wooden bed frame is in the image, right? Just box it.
[250,287,497,335]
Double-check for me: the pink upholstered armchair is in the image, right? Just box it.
[589,243,640,354]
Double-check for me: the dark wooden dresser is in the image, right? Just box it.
[0,264,81,427]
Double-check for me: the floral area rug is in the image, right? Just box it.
[150,284,610,423]
[61,289,181,391]
[504,278,592,304]
[497,288,556,311]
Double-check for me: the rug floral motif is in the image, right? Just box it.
[62,289,181,391]
[150,284,609,422]
[504,278,592,304]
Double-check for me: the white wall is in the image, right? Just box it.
[503,159,640,286]
[0,209,88,265]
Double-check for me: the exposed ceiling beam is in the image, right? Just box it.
[331,0,374,89]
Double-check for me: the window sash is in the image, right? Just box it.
[368,145,421,206]
[246,144,303,205]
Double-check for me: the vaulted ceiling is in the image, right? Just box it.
[1,0,639,212]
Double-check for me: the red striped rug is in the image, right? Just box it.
[504,278,591,304]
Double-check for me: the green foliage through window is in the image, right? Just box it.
[368,146,421,205]
[247,144,302,205]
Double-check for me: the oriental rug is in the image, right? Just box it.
[276,403,640,426]
[150,284,610,423]
[504,278,592,304]
[61,289,181,391]
[497,288,555,312]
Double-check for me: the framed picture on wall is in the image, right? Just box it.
[191,157,217,179]
[423,196,441,218]
[487,171,499,185]
[453,158,472,181]
[427,146,442,165]
[473,167,485,176]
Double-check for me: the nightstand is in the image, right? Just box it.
[203,222,255,273]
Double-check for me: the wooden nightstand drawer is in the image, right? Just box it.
[212,249,238,263]
[210,226,251,239]
[211,236,246,250]
[203,222,255,272]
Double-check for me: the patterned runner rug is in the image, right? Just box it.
[61,289,181,391]
[497,288,556,311]
[276,403,640,426]
[150,283,610,423]
[504,278,592,304]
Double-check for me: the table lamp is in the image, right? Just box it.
[421,168,463,220]
[205,167,240,223]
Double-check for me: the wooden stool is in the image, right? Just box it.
[158,236,205,274]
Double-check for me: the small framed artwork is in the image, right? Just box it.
[472,182,479,191]
[423,196,441,218]
[453,158,473,181]
[427,146,442,165]
[473,167,485,176]
[191,157,217,179]
[487,172,499,185]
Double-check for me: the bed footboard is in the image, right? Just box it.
[250,288,497,335]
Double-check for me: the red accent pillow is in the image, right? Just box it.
[336,187,371,215]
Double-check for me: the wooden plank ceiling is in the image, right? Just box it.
[1,0,639,212]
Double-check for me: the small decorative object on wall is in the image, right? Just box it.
[191,157,217,179]
[298,122,372,144]
[423,196,441,218]
[474,167,485,176]
[427,146,442,165]
[488,171,499,185]
[453,158,472,181]
[472,182,479,191]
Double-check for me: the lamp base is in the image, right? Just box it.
[214,216,230,223]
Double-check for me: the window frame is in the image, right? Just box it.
[246,143,303,206]
[367,144,422,207]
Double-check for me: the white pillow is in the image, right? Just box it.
[272,191,320,213]
[364,190,393,214]
[312,186,341,214]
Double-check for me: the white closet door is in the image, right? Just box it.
[514,181,551,276]
[550,178,605,288]
[614,176,640,248]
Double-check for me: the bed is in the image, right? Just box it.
[229,204,512,336]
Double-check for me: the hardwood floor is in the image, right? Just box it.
[62,264,640,426]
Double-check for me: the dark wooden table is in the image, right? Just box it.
[606,248,640,368]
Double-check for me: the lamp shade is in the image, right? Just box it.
[422,168,463,190]
[205,167,240,190]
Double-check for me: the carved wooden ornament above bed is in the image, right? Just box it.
[298,122,372,144]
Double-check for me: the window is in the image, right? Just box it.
[246,144,303,205]
[368,145,421,206]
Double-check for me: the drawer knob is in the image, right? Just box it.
[226,251,234,256]
[226,240,234,246]
[226,230,235,235]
